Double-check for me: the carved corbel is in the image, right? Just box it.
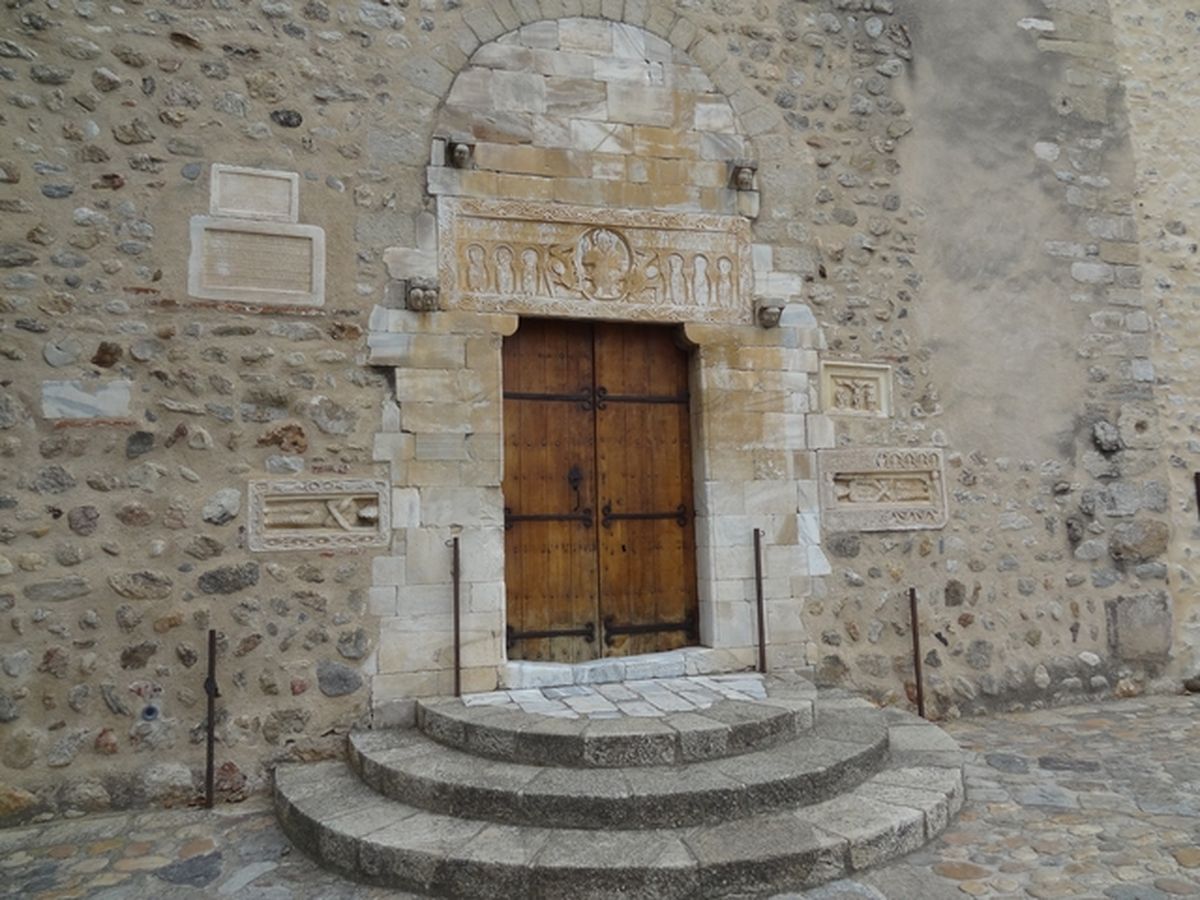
[406,277,440,312]
[447,135,475,169]
[756,295,784,329]
[730,158,758,191]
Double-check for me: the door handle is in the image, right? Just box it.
[567,464,583,511]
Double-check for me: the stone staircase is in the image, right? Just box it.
[274,674,964,898]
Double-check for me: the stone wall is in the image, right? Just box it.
[0,0,1191,824]
[1111,2,1200,683]
[802,0,1177,715]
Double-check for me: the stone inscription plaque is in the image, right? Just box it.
[247,479,390,551]
[210,164,300,222]
[188,216,326,307]
[438,197,753,324]
[818,448,947,532]
[820,361,893,418]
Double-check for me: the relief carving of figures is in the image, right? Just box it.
[465,243,489,292]
[577,227,631,300]
[692,255,711,308]
[832,377,880,413]
[495,245,515,294]
[440,198,753,324]
[716,257,735,308]
[667,253,689,305]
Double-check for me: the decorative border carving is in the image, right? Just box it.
[438,197,754,324]
[209,164,300,222]
[818,448,947,532]
[247,479,390,552]
[187,216,325,307]
[820,360,893,418]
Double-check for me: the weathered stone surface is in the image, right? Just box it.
[108,571,173,600]
[1109,519,1169,563]
[198,563,260,594]
[23,576,91,602]
[202,488,241,525]
[68,505,100,535]
[316,659,362,696]
[1106,592,1172,662]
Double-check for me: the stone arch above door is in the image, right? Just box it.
[415,18,761,326]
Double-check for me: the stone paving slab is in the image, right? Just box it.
[4,694,1200,898]
[460,672,771,718]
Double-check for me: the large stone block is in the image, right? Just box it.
[1106,591,1172,663]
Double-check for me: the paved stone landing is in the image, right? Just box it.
[463,673,770,719]
[273,674,965,898]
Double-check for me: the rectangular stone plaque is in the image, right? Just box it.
[820,360,893,418]
[209,164,300,222]
[818,448,947,531]
[438,197,753,324]
[188,217,325,307]
[248,479,390,551]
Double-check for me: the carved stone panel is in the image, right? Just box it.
[818,448,947,532]
[820,361,893,418]
[438,197,753,324]
[247,479,390,551]
[188,216,325,307]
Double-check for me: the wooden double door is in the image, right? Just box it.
[503,319,699,661]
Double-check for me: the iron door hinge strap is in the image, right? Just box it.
[505,506,594,529]
[602,615,696,647]
[507,621,596,648]
[601,503,688,528]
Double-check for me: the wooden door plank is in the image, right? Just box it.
[503,320,599,662]
[594,324,698,657]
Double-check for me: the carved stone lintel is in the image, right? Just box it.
[406,278,440,311]
[818,448,947,532]
[248,479,390,551]
[439,197,753,325]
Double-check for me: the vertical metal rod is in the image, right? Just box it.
[204,628,218,808]
[908,587,926,719]
[753,528,767,674]
[452,536,462,698]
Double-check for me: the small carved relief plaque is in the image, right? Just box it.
[820,361,893,418]
[438,197,753,324]
[818,448,947,532]
[188,217,325,307]
[248,479,390,551]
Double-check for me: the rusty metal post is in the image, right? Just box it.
[452,536,462,698]
[754,528,767,674]
[203,628,219,808]
[908,587,926,719]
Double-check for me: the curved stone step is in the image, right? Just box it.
[275,731,963,898]
[416,677,817,768]
[348,711,887,829]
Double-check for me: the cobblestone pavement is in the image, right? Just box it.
[3,693,1199,899]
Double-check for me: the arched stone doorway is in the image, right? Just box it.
[367,16,827,713]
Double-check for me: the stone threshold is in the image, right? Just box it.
[501,646,806,689]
